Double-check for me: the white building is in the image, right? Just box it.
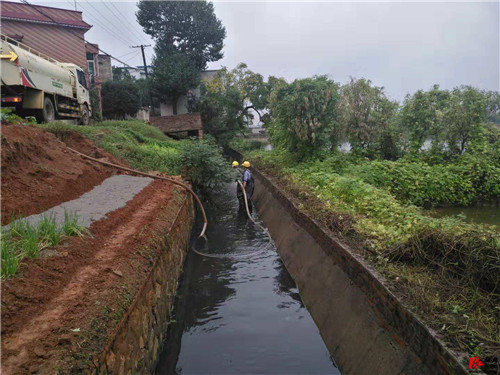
[159,70,218,116]
[122,65,152,80]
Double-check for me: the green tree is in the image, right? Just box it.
[137,1,226,115]
[112,66,133,82]
[400,85,450,153]
[151,52,200,114]
[137,1,225,70]
[89,85,102,122]
[135,78,152,108]
[484,90,500,124]
[267,76,340,158]
[339,78,398,157]
[101,80,141,119]
[200,63,269,146]
[442,86,487,154]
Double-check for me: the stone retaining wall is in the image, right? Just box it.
[94,193,195,374]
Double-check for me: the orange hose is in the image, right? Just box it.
[67,147,208,238]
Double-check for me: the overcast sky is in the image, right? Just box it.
[22,0,499,100]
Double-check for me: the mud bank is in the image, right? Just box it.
[1,181,195,374]
[251,167,469,375]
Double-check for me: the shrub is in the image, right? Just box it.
[180,138,232,197]
[101,80,141,119]
[229,138,263,152]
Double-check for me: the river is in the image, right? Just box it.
[156,184,339,374]
[429,205,500,229]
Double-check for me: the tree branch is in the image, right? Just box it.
[242,105,263,123]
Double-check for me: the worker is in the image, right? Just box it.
[241,161,255,213]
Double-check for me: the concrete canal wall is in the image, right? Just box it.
[251,167,469,375]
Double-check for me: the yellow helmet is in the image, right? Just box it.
[242,161,251,168]
[232,161,239,167]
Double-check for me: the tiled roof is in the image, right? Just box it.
[150,113,202,133]
[1,1,91,30]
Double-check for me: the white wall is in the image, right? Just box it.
[159,70,218,116]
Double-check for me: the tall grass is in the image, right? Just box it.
[244,147,500,354]
[39,120,185,175]
[1,212,86,278]
[39,120,232,195]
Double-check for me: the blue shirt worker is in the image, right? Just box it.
[239,161,255,213]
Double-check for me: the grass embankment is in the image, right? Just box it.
[40,121,184,175]
[1,213,86,278]
[40,121,231,197]
[242,146,499,360]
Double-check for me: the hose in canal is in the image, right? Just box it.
[68,148,272,259]
[191,180,274,259]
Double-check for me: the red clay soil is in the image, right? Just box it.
[1,179,187,374]
[1,124,124,224]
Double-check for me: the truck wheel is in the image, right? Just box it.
[41,97,55,123]
[79,105,89,125]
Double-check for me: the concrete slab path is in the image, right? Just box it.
[6,175,153,229]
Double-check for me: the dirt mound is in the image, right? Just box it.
[1,124,122,224]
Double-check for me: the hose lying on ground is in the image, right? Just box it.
[67,147,208,238]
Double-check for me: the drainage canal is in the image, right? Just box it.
[156,184,340,374]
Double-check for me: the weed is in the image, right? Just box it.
[62,212,87,237]
[1,235,19,278]
[1,212,88,278]
[242,146,500,358]
[38,214,61,246]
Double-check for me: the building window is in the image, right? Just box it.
[86,52,94,60]
[87,61,95,76]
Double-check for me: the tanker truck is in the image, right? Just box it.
[1,34,91,124]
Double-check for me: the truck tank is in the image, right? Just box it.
[1,38,75,99]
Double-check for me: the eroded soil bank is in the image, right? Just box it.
[1,125,195,374]
[1,124,123,224]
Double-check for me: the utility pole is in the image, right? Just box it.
[130,44,151,78]
[130,44,153,113]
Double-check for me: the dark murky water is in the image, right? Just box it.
[429,206,500,229]
[156,185,339,375]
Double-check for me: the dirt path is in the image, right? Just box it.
[1,179,187,374]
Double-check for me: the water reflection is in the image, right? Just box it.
[156,185,339,375]
[429,205,500,229]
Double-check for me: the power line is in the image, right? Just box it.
[103,0,149,45]
[79,1,133,46]
[20,0,141,70]
[122,51,140,64]
[66,0,130,46]
[117,50,141,59]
